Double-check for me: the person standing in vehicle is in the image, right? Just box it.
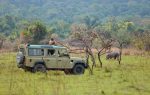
[49,38,56,45]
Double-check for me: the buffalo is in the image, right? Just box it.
[106,51,120,60]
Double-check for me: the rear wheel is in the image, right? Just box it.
[33,64,46,73]
[73,64,85,75]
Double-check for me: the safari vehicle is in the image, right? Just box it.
[16,44,88,74]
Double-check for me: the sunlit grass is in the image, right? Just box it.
[0,52,150,95]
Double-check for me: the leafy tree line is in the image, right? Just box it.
[0,0,150,51]
[0,0,150,24]
[0,15,149,51]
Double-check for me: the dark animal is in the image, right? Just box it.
[106,51,120,60]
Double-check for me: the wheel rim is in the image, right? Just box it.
[37,67,43,72]
[35,65,46,72]
[76,66,83,74]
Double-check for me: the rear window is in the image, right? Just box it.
[28,48,44,56]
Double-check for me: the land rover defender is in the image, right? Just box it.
[16,44,88,74]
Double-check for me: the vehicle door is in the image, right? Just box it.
[57,49,71,68]
[26,48,44,67]
[43,48,58,68]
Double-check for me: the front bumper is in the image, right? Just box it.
[85,63,89,68]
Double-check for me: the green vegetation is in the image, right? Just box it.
[0,53,150,95]
[0,0,150,23]
[20,21,47,44]
[0,1,150,94]
[0,0,150,50]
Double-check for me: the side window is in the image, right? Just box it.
[58,49,68,56]
[47,49,55,56]
[28,48,44,56]
[59,49,67,54]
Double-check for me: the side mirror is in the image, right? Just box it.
[63,53,69,56]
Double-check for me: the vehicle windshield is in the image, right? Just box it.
[59,49,69,56]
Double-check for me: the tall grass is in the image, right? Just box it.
[0,52,150,95]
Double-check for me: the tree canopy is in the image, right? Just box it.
[0,0,149,50]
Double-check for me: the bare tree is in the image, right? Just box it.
[69,24,97,74]
[116,40,126,64]
[69,23,124,74]
[92,29,114,67]
[0,34,5,49]
[97,39,114,67]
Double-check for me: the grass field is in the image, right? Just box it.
[0,52,150,95]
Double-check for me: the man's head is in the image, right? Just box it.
[51,38,54,41]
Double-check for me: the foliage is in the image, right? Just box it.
[0,53,150,95]
[50,20,70,38]
[0,0,150,23]
[0,0,149,50]
[0,15,19,36]
[0,33,5,49]
[132,31,150,51]
[20,21,47,44]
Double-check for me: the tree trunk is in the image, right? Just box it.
[118,43,123,64]
[97,48,105,68]
[0,40,4,49]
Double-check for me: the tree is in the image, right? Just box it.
[20,21,47,44]
[132,30,150,51]
[0,33,5,49]
[70,23,96,74]
[28,21,47,44]
[50,20,70,38]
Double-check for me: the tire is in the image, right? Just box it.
[16,52,24,68]
[73,64,85,75]
[33,64,46,73]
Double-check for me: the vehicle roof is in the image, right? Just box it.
[27,44,66,49]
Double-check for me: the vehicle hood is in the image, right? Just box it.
[70,57,85,62]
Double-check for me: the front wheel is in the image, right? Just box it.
[73,64,85,75]
[33,64,46,73]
